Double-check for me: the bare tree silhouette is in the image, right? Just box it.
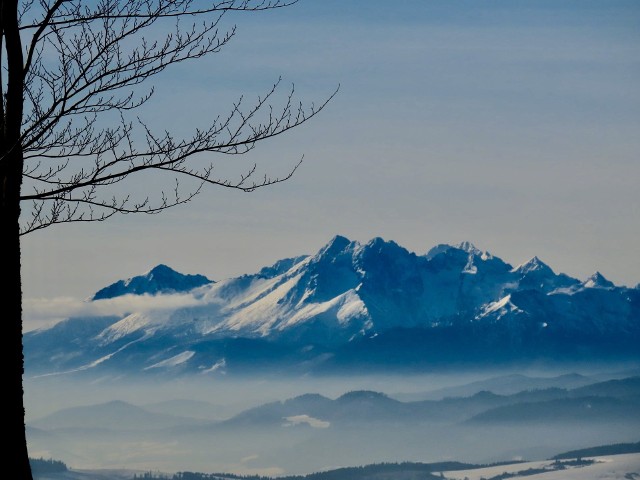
[1,1,335,477]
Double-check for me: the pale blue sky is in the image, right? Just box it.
[22,0,640,326]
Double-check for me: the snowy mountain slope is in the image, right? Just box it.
[24,236,640,376]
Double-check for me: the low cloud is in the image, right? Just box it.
[23,293,203,332]
[241,454,259,463]
[283,414,330,429]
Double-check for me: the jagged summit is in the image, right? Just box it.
[455,241,482,256]
[425,241,493,261]
[364,236,391,249]
[357,237,408,257]
[509,256,581,293]
[92,264,213,300]
[257,256,309,279]
[512,256,553,275]
[314,234,354,258]
[583,272,615,289]
[326,234,352,249]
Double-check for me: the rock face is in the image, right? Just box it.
[25,236,640,376]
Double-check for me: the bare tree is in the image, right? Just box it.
[1,1,335,478]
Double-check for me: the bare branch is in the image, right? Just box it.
[20,84,338,203]
[20,0,299,31]
[10,0,336,235]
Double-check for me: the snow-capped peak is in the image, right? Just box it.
[512,256,553,275]
[582,272,615,289]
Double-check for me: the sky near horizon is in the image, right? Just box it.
[21,0,640,330]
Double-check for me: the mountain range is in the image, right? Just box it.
[28,376,640,432]
[24,236,640,376]
[214,376,640,430]
[26,375,640,474]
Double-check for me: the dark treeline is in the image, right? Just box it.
[133,461,512,480]
[134,472,270,480]
[29,457,68,474]
[287,461,475,480]
[552,441,640,460]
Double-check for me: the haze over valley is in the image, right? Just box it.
[24,237,640,476]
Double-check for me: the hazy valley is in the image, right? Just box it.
[24,237,640,476]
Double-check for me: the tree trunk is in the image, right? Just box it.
[2,0,32,478]
[0,155,31,480]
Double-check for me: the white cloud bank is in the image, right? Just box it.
[23,293,203,332]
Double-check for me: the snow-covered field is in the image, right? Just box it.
[444,453,640,480]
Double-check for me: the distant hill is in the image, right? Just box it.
[464,376,640,424]
[392,372,594,401]
[569,376,640,398]
[30,400,207,431]
[552,441,640,459]
[467,396,640,424]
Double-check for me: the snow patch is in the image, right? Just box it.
[201,358,226,374]
[476,295,522,320]
[463,255,478,274]
[337,291,368,324]
[144,351,195,370]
